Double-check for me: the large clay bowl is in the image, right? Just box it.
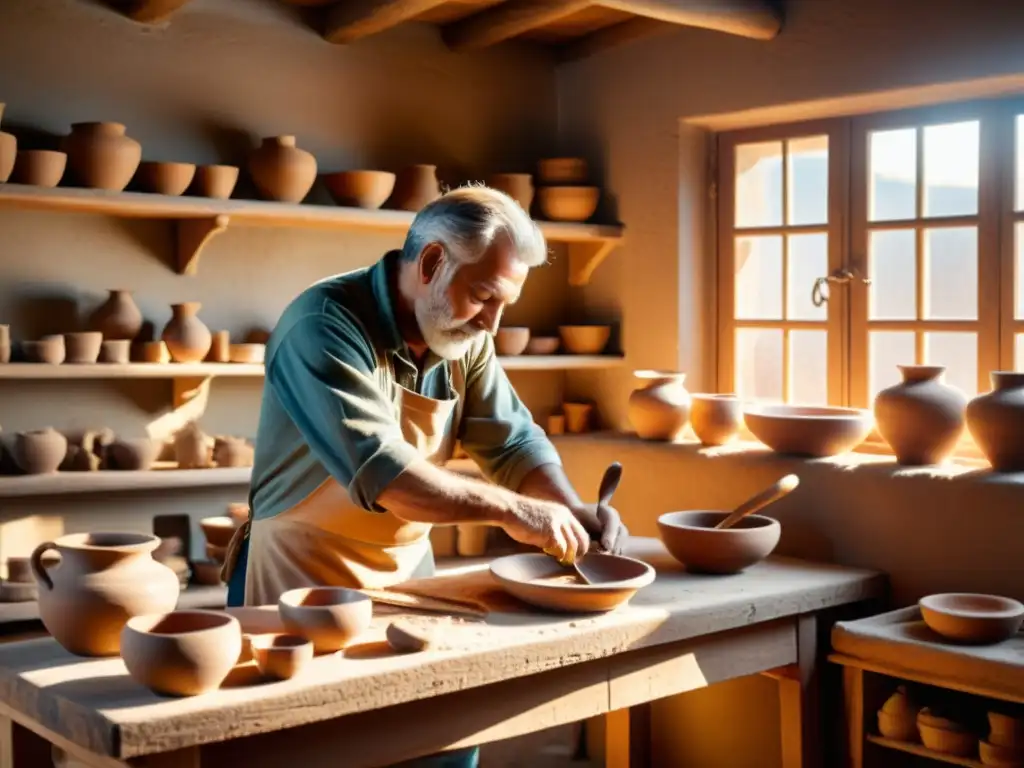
[657,511,780,574]
[489,553,654,613]
[278,587,373,653]
[136,162,196,196]
[538,186,600,222]
[121,610,242,697]
[323,170,396,209]
[494,327,530,356]
[744,404,873,457]
[249,633,314,680]
[10,150,66,187]
[919,593,1024,645]
[200,516,238,548]
[558,325,610,355]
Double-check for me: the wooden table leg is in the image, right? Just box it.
[841,666,864,768]
[0,715,55,768]
[604,704,651,768]
[777,614,822,768]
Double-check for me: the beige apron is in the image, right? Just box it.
[224,360,465,607]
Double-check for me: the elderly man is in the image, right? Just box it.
[223,186,626,767]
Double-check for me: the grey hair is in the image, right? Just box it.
[401,184,548,268]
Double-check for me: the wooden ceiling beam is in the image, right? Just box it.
[324,0,452,43]
[442,0,594,52]
[558,17,670,62]
[596,0,782,41]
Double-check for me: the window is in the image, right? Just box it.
[716,99,1022,455]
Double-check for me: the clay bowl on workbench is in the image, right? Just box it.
[489,553,654,613]
[249,633,313,680]
[278,586,373,653]
[919,593,1024,645]
[744,404,874,457]
[657,511,780,574]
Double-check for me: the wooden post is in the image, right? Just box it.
[841,665,864,768]
[777,614,822,768]
[604,704,651,768]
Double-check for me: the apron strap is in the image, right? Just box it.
[220,518,250,584]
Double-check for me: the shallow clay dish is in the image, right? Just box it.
[744,404,873,457]
[278,586,373,653]
[489,553,654,613]
[200,516,237,548]
[657,511,781,574]
[559,325,610,355]
[120,610,242,697]
[10,150,66,187]
[249,633,313,680]
[136,161,196,196]
[538,186,600,222]
[525,336,559,355]
[919,593,1024,644]
[229,343,265,364]
[494,327,530,356]
[323,170,396,209]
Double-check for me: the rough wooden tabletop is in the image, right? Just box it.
[0,538,884,760]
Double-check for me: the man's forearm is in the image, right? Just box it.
[516,462,584,508]
[376,459,518,526]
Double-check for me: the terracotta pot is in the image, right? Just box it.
[988,711,1024,749]
[546,414,565,435]
[456,524,490,557]
[200,517,236,547]
[323,170,396,209]
[628,371,691,441]
[690,393,743,446]
[917,710,975,757]
[10,150,66,187]
[877,686,919,742]
[979,739,1024,766]
[562,402,592,434]
[89,289,143,341]
[99,339,131,364]
[919,593,1024,644]
[191,164,239,199]
[107,438,161,471]
[208,330,230,363]
[874,365,967,465]
[64,122,142,191]
[228,343,265,364]
[537,157,587,185]
[525,336,559,355]
[121,610,242,696]
[248,135,317,203]
[161,302,212,363]
[657,511,781,574]
[175,421,211,468]
[558,325,610,355]
[278,587,373,653]
[250,634,313,680]
[213,436,254,467]
[0,131,15,183]
[967,372,1024,472]
[22,335,65,364]
[136,161,196,196]
[13,428,67,474]
[141,341,170,363]
[32,532,179,657]
[744,404,873,457]
[487,173,534,211]
[494,327,530,356]
[64,332,103,363]
[387,164,441,212]
[538,187,600,222]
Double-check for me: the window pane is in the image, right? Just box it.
[869,128,916,222]
[869,229,916,320]
[924,332,977,397]
[735,141,782,228]
[735,236,783,319]
[923,121,979,218]
[787,136,828,226]
[1016,222,1024,320]
[789,330,828,405]
[870,331,915,400]
[787,233,828,321]
[1017,115,1024,212]
[923,227,977,320]
[736,328,783,402]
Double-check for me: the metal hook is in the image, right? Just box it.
[811,268,872,307]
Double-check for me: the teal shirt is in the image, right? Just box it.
[249,250,562,520]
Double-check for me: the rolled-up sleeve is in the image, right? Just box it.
[458,334,562,491]
[267,311,420,511]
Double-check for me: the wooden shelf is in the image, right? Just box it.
[866,735,984,767]
[0,184,623,284]
[498,354,624,370]
[0,466,251,499]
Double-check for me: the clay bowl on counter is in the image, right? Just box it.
[120,610,243,697]
[690,394,744,446]
[191,164,239,199]
[558,325,610,355]
[538,187,600,222]
[10,150,66,187]
[489,553,654,613]
[323,170,396,209]
[63,332,103,364]
[919,593,1024,645]
[494,327,530,356]
[22,335,65,365]
[136,161,196,196]
[107,438,162,471]
[200,516,238,548]
[525,336,560,355]
[278,586,373,653]
[228,343,265,364]
[743,404,874,457]
[249,633,314,680]
[99,339,131,364]
[657,511,781,574]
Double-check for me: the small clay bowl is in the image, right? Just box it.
[489,553,654,613]
[917,709,975,756]
[558,325,610,355]
[989,711,1024,749]
[10,150,67,187]
[537,157,587,185]
[141,341,170,364]
[200,516,238,548]
[525,336,560,355]
[322,170,396,209]
[494,327,530,356]
[190,560,223,586]
[63,331,103,363]
[191,164,239,199]
[249,633,314,680]
[979,739,1024,766]
[120,610,243,697]
[690,394,743,446]
[107,438,162,471]
[278,587,373,654]
[537,186,600,222]
[0,581,37,603]
[228,343,265,364]
[919,593,1024,644]
[22,335,65,365]
[99,339,131,364]
[136,161,196,196]
[744,404,873,458]
[657,511,781,574]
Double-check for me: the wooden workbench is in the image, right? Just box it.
[0,538,884,768]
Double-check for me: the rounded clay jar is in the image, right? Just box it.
[64,122,142,192]
[32,532,179,657]
[161,302,212,363]
[628,370,691,441]
[89,289,143,341]
[13,428,68,475]
[247,135,317,203]
[874,365,967,465]
[967,372,1024,472]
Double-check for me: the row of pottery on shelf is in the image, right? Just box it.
[627,371,745,446]
[495,324,611,356]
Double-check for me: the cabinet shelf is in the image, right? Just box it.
[0,466,251,499]
[0,184,623,284]
[866,735,985,767]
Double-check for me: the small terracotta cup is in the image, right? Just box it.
[192,164,239,199]
[249,633,313,680]
[10,150,67,187]
[140,341,170,364]
[690,394,743,446]
[22,335,65,365]
[208,330,230,363]
[136,161,196,196]
[562,402,593,434]
[99,339,131,364]
[546,414,566,435]
[64,332,103,363]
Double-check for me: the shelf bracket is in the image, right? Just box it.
[568,238,618,286]
[175,215,229,276]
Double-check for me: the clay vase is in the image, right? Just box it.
[247,135,317,203]
[89,290,143,341]
[63,122,142,192]
[967,372,1024,472]
[628,371,692,441]
[690,394,743,446]
[387,165,441,212]
[32,532,179,657]
[13,428,68,475]
[161,302,212,363]
[874,365,967,465]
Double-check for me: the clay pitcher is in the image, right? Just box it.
[32,532,179,657]
[63,122,142,191]
[89,289,144,341]
[388,164,441,211]
[967,372,1024,471]
[161,302,212,363]
[874,365,967,465]
[247,135,317,203]
[628,370,692,441]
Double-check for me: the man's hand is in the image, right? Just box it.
[501,496,591,564]
[571,503,629,555]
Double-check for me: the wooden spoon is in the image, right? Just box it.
[715,474,800,530]
[572,462,624,585]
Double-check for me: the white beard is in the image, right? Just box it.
[414,271,482,361]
